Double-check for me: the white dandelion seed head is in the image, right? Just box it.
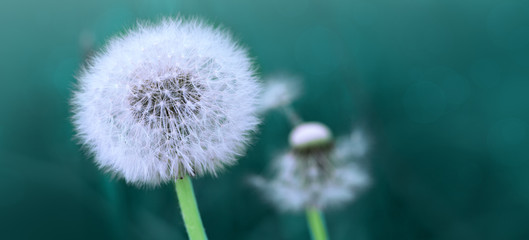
[252,123,370,211]
[258,73,301,113]
[72,18,261,186]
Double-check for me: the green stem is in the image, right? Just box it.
[306,206,329,240]
[175,176,208,240]
[282,105,302,127]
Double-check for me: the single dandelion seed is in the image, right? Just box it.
[72,18,261,240]
[251,122,370,240]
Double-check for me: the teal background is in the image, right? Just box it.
[1,0,529,239]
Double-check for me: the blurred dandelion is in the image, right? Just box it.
[259,73,303,125]
[72,18,261,239]
[252,122,369,240]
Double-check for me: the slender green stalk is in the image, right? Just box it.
[175,176,208,240]
[282,105,302,127]
[306,206,329,240]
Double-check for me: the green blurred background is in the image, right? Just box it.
[1,0,529,239]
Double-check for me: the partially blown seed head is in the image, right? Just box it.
[251,122,369,211]
[72,18,261,186]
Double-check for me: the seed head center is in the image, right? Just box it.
[129,73,201,127]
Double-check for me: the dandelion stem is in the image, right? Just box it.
[175,176,208,240]
[306,206,329,240]
[282,105,302,126]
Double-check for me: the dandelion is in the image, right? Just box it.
[72,18,261,240]
[259,73,301,112]
[252,122,369,240]
[259,73,302,125]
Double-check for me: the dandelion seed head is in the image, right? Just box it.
[72,18,261,186]
[252,122,370,211]
[259,73,302,113]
